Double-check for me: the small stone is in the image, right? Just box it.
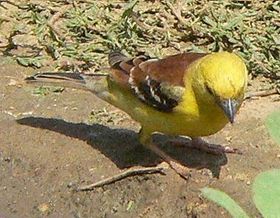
[8,79,18,86]
[38,203,49,213]
[4,157,11,162]
[89,168,95,172]
[67,182,74,188]
[111,206,118,213]
[226,136,232,142]
[12,34,39,47]
[0,35,9,47]
[234,173,249,181]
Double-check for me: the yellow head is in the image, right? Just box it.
[191,52,248,123]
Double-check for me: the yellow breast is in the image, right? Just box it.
[109,85,229,137]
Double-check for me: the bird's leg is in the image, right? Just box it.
[139,129,190,179]
[190,137,242,154]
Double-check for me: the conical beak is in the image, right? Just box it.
[219,99,238,123]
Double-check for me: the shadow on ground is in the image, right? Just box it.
[17,117,227,177]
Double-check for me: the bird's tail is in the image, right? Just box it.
[25,72,109,100]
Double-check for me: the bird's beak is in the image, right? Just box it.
[218,99,238,123]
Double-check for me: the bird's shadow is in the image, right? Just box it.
[17,117,227,178]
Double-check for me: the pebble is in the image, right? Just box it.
[38,203,49,213]
[8,79,18,86]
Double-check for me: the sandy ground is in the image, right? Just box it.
[1,56,280,218]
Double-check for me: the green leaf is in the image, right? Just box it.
[31,60,42,68]
[224,15,243,30]
[203,16,217,27]
[33,87,49,96]
[266,111,280,144]
[253,169,280,217]
[17,57,30,67]
[122,0,138,18]
[201,187,249,218]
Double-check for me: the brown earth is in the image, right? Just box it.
[1,56,280,218]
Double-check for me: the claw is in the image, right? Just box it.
[191,137,243,155]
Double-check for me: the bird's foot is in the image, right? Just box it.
[169,137,242,155]
[143,142,191,180]
[191,137,242,155]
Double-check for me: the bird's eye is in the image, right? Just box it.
[206,85,214,95]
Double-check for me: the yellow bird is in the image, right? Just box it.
[26,51,248,178]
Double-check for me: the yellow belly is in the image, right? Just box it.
[130,105,228,137]
[108,86,229,138]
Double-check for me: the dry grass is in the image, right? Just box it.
[0,0,279,82]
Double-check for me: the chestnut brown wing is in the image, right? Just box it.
[108,51,207,112]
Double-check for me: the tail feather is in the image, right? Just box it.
[25,72,109,99]
[25,72,90,91]
[26,72,86,82]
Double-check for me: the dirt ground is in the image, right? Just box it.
[0,56,280,218]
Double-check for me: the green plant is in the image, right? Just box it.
[32,86,64,96]
[202,111,280,217]
[253,169,280,217]
[0,1,279,81]
[202,169,280,218]
[266,110,280,144]
[201,187,249,218]
[17,56,44,68]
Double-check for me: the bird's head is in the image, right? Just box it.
[192,52,248,123]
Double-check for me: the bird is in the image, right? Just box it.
[25,51,248,178]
